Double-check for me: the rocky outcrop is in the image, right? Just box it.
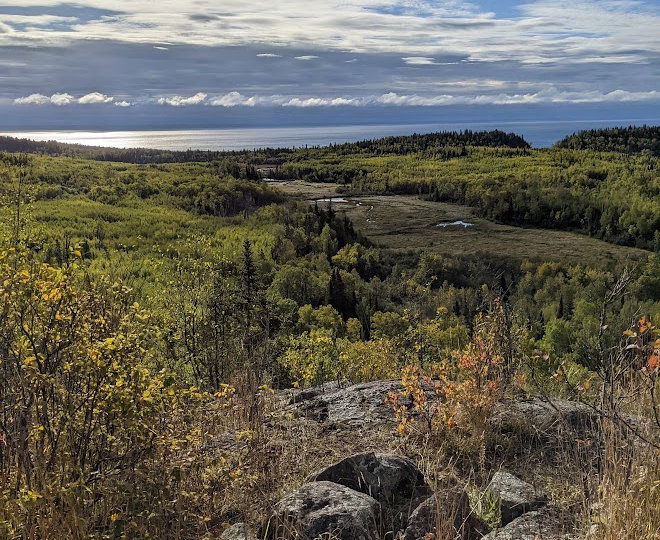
[487,472,547,525]
[311,452,432,534]
[220,522,255,540]
[292,380,402,425]
[291,379,440,426]
[490,398,597,436]
[267,481,380,540]
[482,506,568,540]
[403,490,488,540]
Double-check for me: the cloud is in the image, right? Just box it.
[78,92,114,104]
[3,0,659,117]
[14,91,117,105]
[283,96,364,107]
[14,93,50,105]
[49,92,75,106]
[375,88,660,106]
[209,91,261,106]
[114,100,132,107]
[157,92,207,106]
[402,56,437,65]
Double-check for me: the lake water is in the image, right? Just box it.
[2,118,657,151]
[437,221,474,228]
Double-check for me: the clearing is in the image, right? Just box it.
[275,181,648,265]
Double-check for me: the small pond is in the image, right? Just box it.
[436,220,474,228]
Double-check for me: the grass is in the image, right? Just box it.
[277,181,648,266]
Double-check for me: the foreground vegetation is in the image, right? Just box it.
[0,128,658,538]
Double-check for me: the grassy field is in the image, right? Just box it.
[276,180,648,265]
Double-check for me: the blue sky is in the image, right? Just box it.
[1,0,659,129]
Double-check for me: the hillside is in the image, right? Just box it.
[0,141,658,539]
[280,146,660,250]
[0,129,528,164]
[555,125,660,155]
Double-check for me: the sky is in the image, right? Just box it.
[1,0,659,130]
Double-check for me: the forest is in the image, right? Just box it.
[0,129,658,539]
[555,125,660,155]
[0,130,528,164]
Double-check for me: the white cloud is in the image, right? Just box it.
[49,93,75,106]
[14,92,117,105]
[153,45,169,50]
[12,85,660,110]
[78,92,114,104]
[402,56,437,65]
[283,96,363,107]
[14,93,50,105]
[157,92,207,106]
[0,14,77,26]
[294,55,320,60]
[209,91,259,107]
[256,53,281,57]
[376,88,660,106]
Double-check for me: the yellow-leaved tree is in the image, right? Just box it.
[0,247,241,538]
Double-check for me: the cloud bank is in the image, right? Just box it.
[14,92,115,105]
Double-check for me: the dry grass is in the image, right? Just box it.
[276,181,647,266]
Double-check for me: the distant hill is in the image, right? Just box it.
[328,130,530,155]
[554,125,660,155]
[0,129,529,164]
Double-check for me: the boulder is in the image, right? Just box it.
[311,452,432,534]
[292,380,403,425]
[482,507,568,540]
[221,522,256,540]
[292,379,439,426]
[403,490,488,540]
[268,481,380,540]
[491,398,597,436]
[487,472,547,525]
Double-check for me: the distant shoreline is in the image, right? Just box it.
[2,118,658,150]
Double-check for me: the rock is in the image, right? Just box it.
[268,481,380,540]
[403,490,488,540]
[491,398,597,436]
[487,472,547,525]
[482,507,569,539]
[292,380,403,425]
[292,379,439,426]
[221,522,255,540]
[289,380,348,404]
[311,452,433,534]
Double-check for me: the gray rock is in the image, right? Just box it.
[268,481,380,540]
[292,380,403,425]
[488,472,547,525]
[221,522,255,540]
[403,490,488,540]
[491,398,597,436]
[311,452,432,534]
[289,380,348,404]
[482,507,569,539]
[292,379,439,426]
